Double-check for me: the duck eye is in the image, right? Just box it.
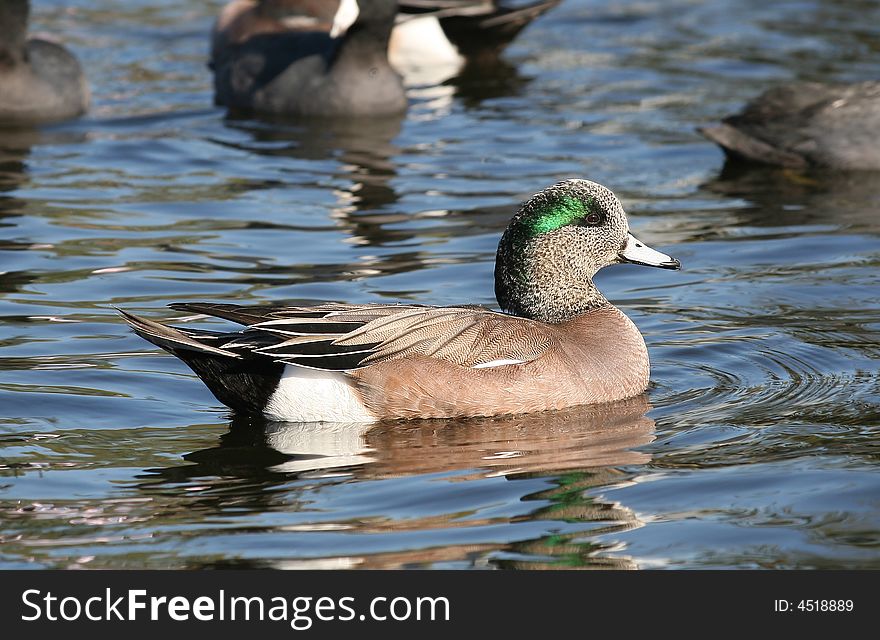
[585,212,602,226]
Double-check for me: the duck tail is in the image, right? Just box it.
[698,123,807,168]
[436,0,562,54]
[117,308,240,358]
[482,0,563,28]
[118,308,285,415]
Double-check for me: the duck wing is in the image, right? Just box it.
[126,302,551,372]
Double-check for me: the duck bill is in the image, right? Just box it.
[618,233,680,269]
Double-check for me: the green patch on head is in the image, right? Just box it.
[527,195,594,237]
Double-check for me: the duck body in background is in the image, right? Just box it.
[700,80,880,170]
[211,0,561,90]
[0,0,89,125]
[212,0,406,117]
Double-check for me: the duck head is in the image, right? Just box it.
[495,179,680,323]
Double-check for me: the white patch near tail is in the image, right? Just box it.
[389,15,464,83]
[331,0,360,38]
[263,364,376,423]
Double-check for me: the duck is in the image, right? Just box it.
[211,0,407,117]
[699,80,880,170]
[210,0,561,88]
[121,179,680,423]
[0,0,89,125]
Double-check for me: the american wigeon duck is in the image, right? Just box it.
[211,1,561,87]
[700,81,880,170]
[0,0,89,125]
[211,0,406,117]
[121,179,680,422]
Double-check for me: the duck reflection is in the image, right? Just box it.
[701,160,880,233]
[219,113,526,290]
[360,397,654,478]
[223,113,401,229]
[174,395,654,479]
[0,128,89,295]
[139,397,654,569]
[0,130,41,295]
[445,55,531,108]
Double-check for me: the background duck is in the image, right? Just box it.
[211,0,561,84]
[395,0,562,64]
[0,0,89,125]
[211,0,406,117]
[121,179,680,423]
[699,80,880,170]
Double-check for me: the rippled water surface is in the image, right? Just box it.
[1,0,879,569]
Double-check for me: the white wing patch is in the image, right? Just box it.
[471,359,528,369]
[264,365,376,423]
[331,0,360,38]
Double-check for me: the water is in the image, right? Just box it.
[1,0,878,569]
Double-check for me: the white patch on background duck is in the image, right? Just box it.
[331,0,360,38]
[389,15,464,80]
[263,364,376,423]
